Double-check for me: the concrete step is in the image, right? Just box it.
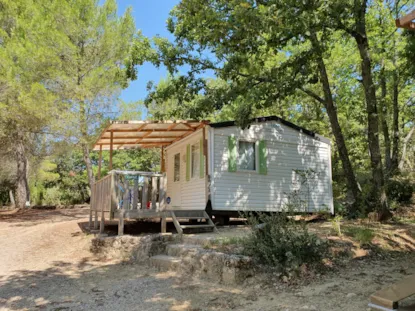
[166,244,201,257]
[150,255,181,271]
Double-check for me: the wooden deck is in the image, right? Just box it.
[90,170,167,234]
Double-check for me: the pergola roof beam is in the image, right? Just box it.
[396,9,415,29]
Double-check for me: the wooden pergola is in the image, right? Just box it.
[396,9,415,29]
[93,120,209,179]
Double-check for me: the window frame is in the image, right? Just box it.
[237,139,259,173]
[173,153,180,182]
[190,142,200,179]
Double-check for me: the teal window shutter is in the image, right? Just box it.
[186,144,190,181]
[259,140,267,175]
[228,136,237,172]
[200,139,204,178]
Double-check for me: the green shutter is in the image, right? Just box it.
[186,144,190,181]
[228,136,237,172]
[200,139,204,178]
[259,140,267,175]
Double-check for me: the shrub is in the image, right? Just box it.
[386,176,414,203]
[345,227,374,245]
[242,213,329,273]
[43,187,62,206]
[330,215,343,236]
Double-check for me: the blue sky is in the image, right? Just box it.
[116,1,180,117]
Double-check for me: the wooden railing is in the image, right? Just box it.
[89,170,166,232]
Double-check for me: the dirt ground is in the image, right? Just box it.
[1,208,415,311]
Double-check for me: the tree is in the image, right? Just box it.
[137,0,415,218]
[0,0,66,208]
[51,0,146,190]
[138,0,363,214]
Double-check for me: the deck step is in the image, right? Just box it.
[176,216,206,220]
[169,210,218,234]
[180,224,215,229]
[150,255,181,271]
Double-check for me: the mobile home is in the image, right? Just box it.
[91,116,333,234]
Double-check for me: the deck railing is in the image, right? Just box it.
[89,170,166,232]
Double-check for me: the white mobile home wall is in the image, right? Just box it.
[209,121,334,214]
[164,129,207,210]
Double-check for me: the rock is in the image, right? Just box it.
[346,293,357,298]
[282,275,289,283]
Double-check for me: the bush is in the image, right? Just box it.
[345,227,374,245]
[43,187,61,206]
[386,176,414,203]
[242,213,329,273]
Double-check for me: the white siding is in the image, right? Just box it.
[165,129,207,210]
[211,121,333,213]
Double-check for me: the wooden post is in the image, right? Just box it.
[118,209,125,236]
[161,215,167,233]
[109,131,113,171]
[161,147,165,172]
[98,145,102,180]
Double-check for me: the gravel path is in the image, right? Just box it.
[1,208,415,311]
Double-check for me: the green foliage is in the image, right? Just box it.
[386,175,414,204]
[345,227,375,246]
[330,216,343,237]
[242,213,329,273]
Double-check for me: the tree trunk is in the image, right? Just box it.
[82,144,95,190]
[391,67,400,173]
[310,33,361,215]
[353,23,390,220]
[9,189,15,207]
[79,101,95,190]
[399,125,414,171]
[379,64,391,173]
[15,135,30,209]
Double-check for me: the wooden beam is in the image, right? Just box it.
[109,131,113,171]
[171,123,206,144]
[92,120,112,151]
[98,140,174,144]
[166,123,178,131]
[98,145,102,180]
[133,131,153,144]
[182,123,196,131]
[100,135,181,140]
[396,9,415,27]
[109,129,191,133]
[398,21,415,29]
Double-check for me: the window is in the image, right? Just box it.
[174,153,180,182]
[191,142,200,178]
[238,141,256,171]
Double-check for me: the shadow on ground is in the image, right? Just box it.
[0,258,240,311]
[80,219,248,236]
[0,208,89,226]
